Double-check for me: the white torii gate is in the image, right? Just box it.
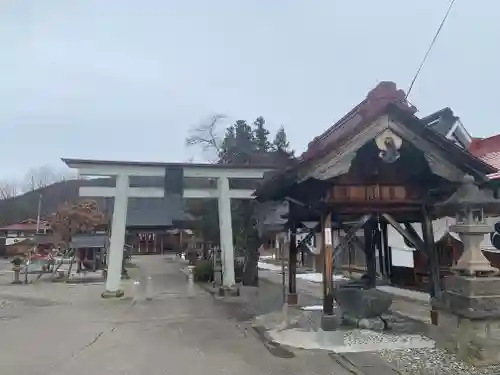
[62,158,272,297]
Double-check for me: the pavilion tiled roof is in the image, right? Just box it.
[468,135,500,180]
[255,81,496,201]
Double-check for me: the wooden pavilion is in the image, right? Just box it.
[254,82,496,324]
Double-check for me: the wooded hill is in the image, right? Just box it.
[0,178,112,226]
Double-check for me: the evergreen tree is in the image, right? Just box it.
[272,126,291,153]
[232,120,256,164]
[185,116,296,287]
[253,116,270,152]
[218,125,236,163]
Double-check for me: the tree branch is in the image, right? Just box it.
[185,114,226,155]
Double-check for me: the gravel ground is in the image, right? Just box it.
[380,347,500,375]
[343,330,433,348]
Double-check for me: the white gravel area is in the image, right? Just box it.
[380,347,500,375]
[269,328,434,353]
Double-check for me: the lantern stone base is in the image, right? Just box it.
[101,290,125,299]
[217,286,240,297]
[431,275,500,366]
[287,293,298,306]
[321,313,341,331]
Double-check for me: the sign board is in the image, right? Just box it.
[324,227,332,246]
[330,185,413,203]
[164,166,184,195]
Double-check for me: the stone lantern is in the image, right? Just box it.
[436,174,500,276]
[432,174,500,366]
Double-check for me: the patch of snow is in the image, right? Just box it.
[296,273,348,283]
[259,255,274,260]
[257,262,283,271]
[301,305,324,311]
[269,328,434,353]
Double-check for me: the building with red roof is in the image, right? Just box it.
[468,135,500,180]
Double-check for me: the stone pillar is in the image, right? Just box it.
[217,176,236,290]
[187,265,195,297]
[433,276,500,366]
[102,174,129,298]
[212,247,223,287]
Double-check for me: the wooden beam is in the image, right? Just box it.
[382,213,425,253]
[331,214,372,261]
[403,222,428,256]
[329,184,421,204]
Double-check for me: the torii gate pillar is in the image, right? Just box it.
[102,174,129,298]
[217,176,235,288]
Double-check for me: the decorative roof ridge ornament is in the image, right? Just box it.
[302,81,416,162]
[375,129,402,163]
[436,174,500,277]
[359,81,417,117]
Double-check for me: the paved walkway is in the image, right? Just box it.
[0,255,354,375]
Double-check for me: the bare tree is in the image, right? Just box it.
[185,114,226,160]
[23,165,77,192]
[0,179,19,200]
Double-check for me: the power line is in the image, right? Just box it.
[405,0,458,99]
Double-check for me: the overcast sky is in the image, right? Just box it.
[1,0,498,179]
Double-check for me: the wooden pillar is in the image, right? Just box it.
[322,212,334,315]
[422,206,441,326]
[381,221,391,279]
[279,235,286,304]
[287,219,298,305]
[364,220,376,288]
[376,223,384,276]
[315,230,324,273]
